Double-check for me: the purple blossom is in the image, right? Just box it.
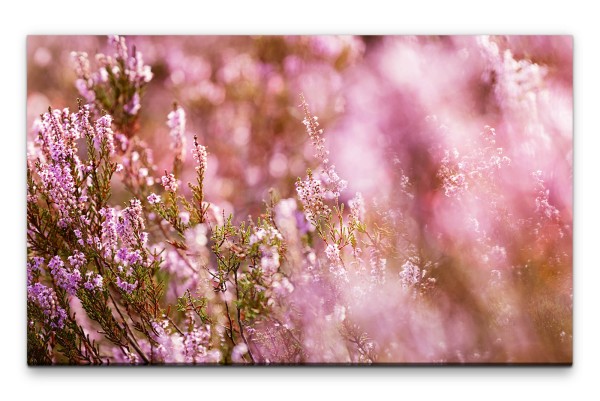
[319,165,347,199]
[67,251,86,270]
[124,92,141,115]
[99,207,118,256]
[73,229,84,246]
[70,51,91,79]
[116,247,143,265]
[349,192,365,224]
[300,96,329,165]
[27,282,68,329]
[116,199,148,248]
[114,133,129,152]
[75,79,96,103]
[108,35,128,61]
[147,193,162,204]
[168,106,186,158]
[325,243,340,262]
[127,50,153,84]
[27,256,45,286]
[183,324,213,363]
[83,272,104,291]
[48,255,81,296]
[259,244,280,275]
[399,260,420,288]
[38,163,77,227]
[161,173,178,193]
[295,172,329,224]
[93,67,109,84]
[107,35,153,85]
[294,211,313,235]
[116,276,138,294]
[94,114,115,155]
[191,136,207,174]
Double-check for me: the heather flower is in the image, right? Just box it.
[27,282,68,329]
[27,256,45,286]
[75,79,95,103]
[249,227,267,245]
[295,170,330,225]
[439,149,468,198]
[124,92,141,115]
[168,106,187,158]
[192,136,208,173]
[149,319,185,363]
[478,36,548,111]
[325,243,340,262]
[438,126,510,198]
[116,199,148,248]
[38,164,78,228]
[48,255,81,296]
[259,244,280,275]
[368,248,386,285]
[147,193,161,204]
[271,275,295,296]
[116,276,138,294]
[93,67,109,84]
[532,170,560,221]
[127,49,153,84]
[399,260,421,288]
[33,108,94,228]
[161,172,178,193]
[71,51,91,79]
[67,251,86,270]
[116,247,143,266]
[116,265,138,294]
[247,225,283,277]
[99,207,118,256]
[94,114,115,155]
[83,272,104,291]
[182,323,217,363]
[108,35,128,61]
[319,165,347,199]
[349,192,365,225]
[114,133,129,152]
[73,229,85,246]
[300,95,329,165]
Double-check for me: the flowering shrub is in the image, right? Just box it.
[27,35,572,365]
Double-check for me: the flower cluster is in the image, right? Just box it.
[168,105,187,159]
[27,283,68,330]
[250,225,284,276]
[161,172,178,193]
[192,135,208,174]
[117,199,148,249]
[295,170,330,225]
[71,35,153,136]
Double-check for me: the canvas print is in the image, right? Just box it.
[26,35,572,365]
